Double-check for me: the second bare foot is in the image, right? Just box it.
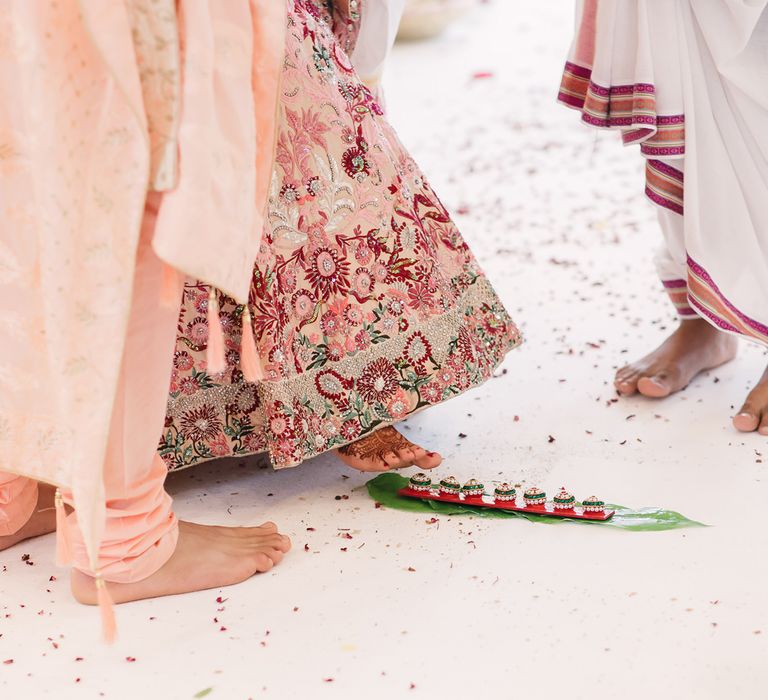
[733,365,768,435]
[615,319,737,398]
[70,520,291,605]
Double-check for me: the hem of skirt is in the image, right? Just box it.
[272,333,523,470]
[166,332,523,472]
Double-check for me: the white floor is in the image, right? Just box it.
[3,2,768,698]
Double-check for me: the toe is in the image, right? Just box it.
[734,404,760,432]
[615,369,640,396]
[637,373,673,398]
[253,552,274,572]
[414,451,442,470]
[383,451,406,469]
[758,413,768,436]
[264,548,284,566]
[395,447,416,466]
[259,521,278,533]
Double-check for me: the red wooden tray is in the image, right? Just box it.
[397,487,615,521]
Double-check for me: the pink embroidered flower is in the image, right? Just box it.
[357,358,399,403]
[243,432,265,452]
[404,332,432,368]
[209,433,230,457]
[179,376,200,395]
[280,268,298,294]
[327,342,345,362]
[192,291,210,315]
[408,282,434,311]
[320,310,342,336]
[174,351,194,371]
[344,305,364,326]
[306,176,322,197]
[306,247,350,297]
[270,415,291,437]
[340,420,361,441]
[436,367,456,389]
[355,243,373,265]
[387,389,410,420]
[372,262,388,283]
[321,416,342,439]
[421,382,442,403]
[186,317,209,345]
[293,292,315,319]
[353,269,373,296]
[275,437,298,462]
[180,405,222,442]
[455,368,472,390]
[354,329,372,351]
[280,182,300,203]
[342,143,370,179]
[315,369,348,400]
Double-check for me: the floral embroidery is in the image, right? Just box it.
[160,0,520,471]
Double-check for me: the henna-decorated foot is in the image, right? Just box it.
[336,426,442,473]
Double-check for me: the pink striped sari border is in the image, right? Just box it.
[687,255,768,341]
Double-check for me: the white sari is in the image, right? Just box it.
[559,0,768,344]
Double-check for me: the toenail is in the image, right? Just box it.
[738,412,755,419]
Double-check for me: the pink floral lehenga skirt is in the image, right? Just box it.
[161,0,520,471]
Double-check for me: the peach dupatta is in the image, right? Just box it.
[0,0,284,568]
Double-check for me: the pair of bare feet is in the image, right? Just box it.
[3,426,442,607]
[615,318,768,435]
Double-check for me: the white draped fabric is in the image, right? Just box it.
[561,0,768,343]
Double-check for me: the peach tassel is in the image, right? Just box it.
[240,307,265,382]
[54,489,73,567]
[95,573,117,644]
[206,288,227,375]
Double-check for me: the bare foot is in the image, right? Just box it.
[0,483,57,552]
[336,426,442,472]
[615,319,738,398]
[733,365,768,435]
[70,520,291,605]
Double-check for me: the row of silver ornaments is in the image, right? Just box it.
[407,474,606,513]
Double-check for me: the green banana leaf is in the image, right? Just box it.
[366,473,706,531]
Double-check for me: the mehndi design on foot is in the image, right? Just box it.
[336,426,443,473]
[338,426,412,462]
